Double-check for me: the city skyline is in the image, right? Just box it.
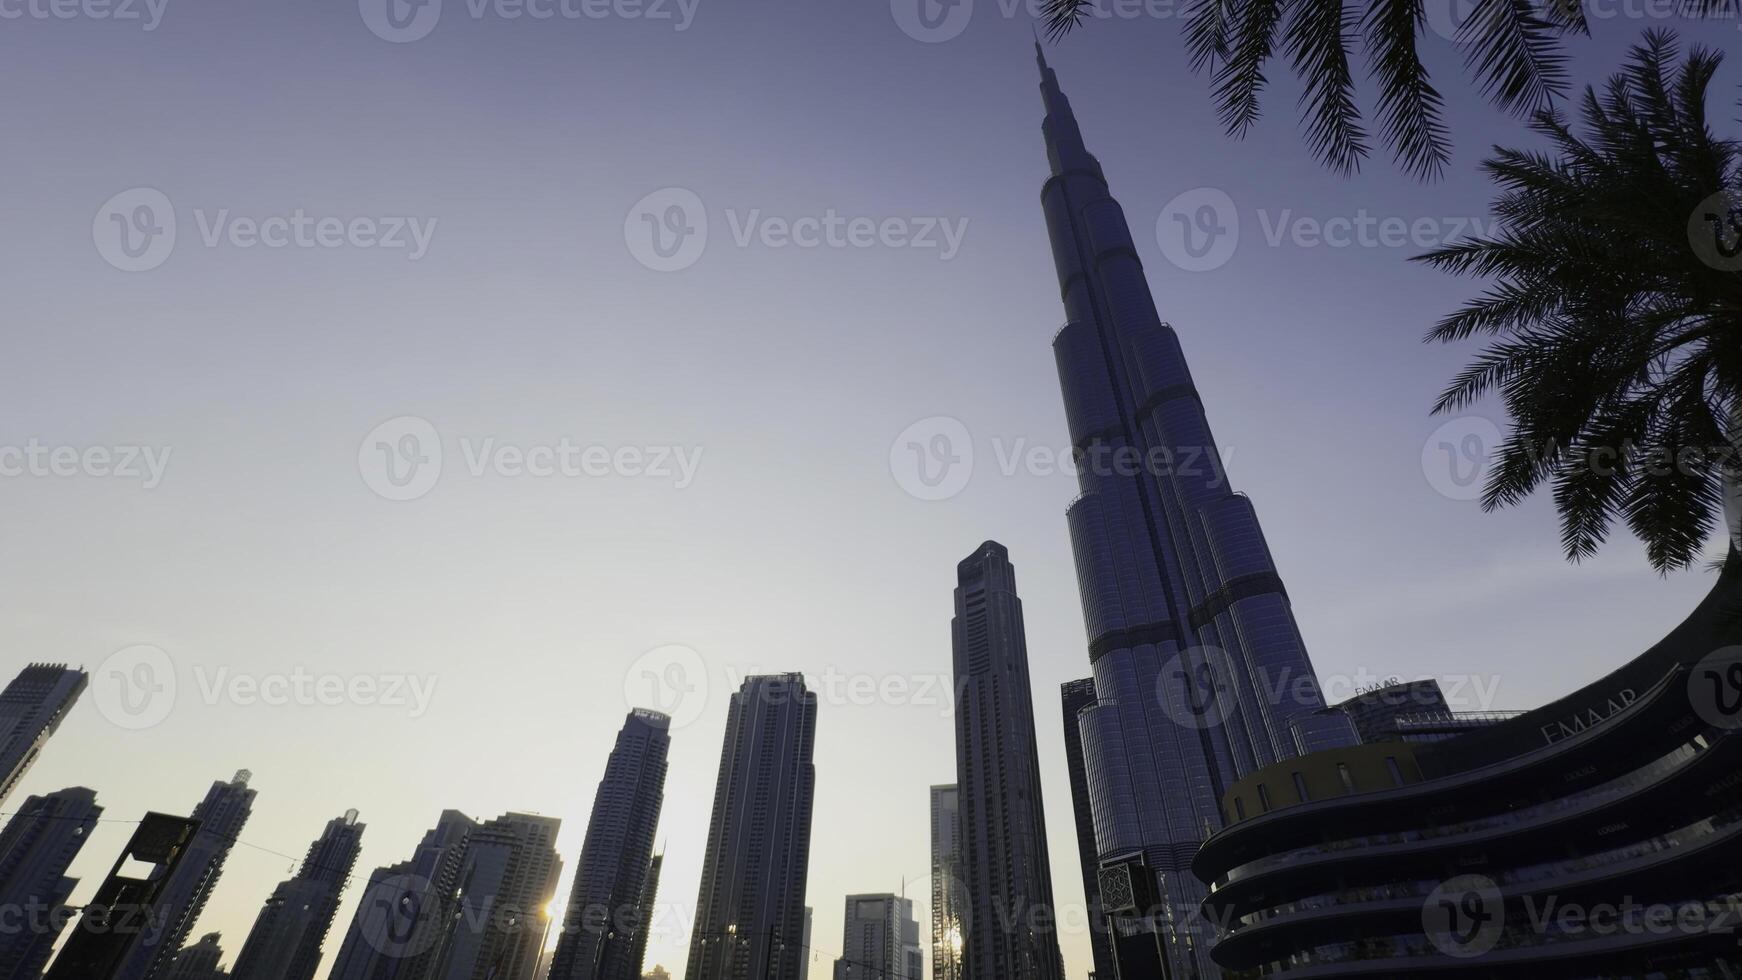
[2,8,1735,980]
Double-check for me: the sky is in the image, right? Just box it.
[2,1,1741,978]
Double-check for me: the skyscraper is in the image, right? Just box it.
[549,709,671,980]
[45,813,203,980]
[623,851,665,980]
[231,810,365,980]
[926,786,962,980]
[684,674,818,980]
[950,542,1063,980]
[831,895,920,980]
[0,786,102,980]
[0,665,87,807]
[436,812,562,980]
[165,934,229,980]
[113,771,257,980]
[1033,46,1352,978]
[1058,680,1113,980]
[328,809,478,980]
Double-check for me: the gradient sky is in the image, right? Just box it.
[3,2,1740,977]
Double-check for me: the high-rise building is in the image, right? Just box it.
[327,808,477,980]
[683,674,818,980]
[623,850,664,980]
[165,934,228,980]
[0,665,87,807]
[831,895,920,980]
[549,709,672,980]
[926,786,961,980]
[110,771,258,980]
[231,810,365,980]
[435,812,562,980]
[643,969,671,980]
[950,542,1063,980]
[0,786,102,980]
[1058,680,1114,980]
[1032,45,1352,977]
[45,813,203,980]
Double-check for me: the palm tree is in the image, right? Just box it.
[1039,0,1740,179]
[1416,30,1740,571]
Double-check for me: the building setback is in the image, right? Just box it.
[0,665,87,808]
[231,810,365,980]
[327,808,477,980]
[549,709,671,980]
[684,674,818,980]
[950,542,1063,980]
[0,786,103,980]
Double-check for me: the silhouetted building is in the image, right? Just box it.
[1195,560,1742,976]
[623,851,664,980]
[1059,680,1114,980]
[1032,44,1354,978]
[950,543,1063,980]
[643,969,670,980]
[0,665,86,807]
[684,674,817,980]
[0,787,102,980]
[927,785,962,980]
[436,812,561,980]
[45,813,202,980]
[328,808,477,980]
[550,709,671,980]
[232,809,364,980]
[166,934,228,980]
[831,895,919,980]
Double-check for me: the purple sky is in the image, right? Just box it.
[2,2,1738,976]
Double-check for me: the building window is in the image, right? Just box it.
[1257,785,1272,813]
[1337,763,1356,794]
[1292,772,1310,803]
[1385,756,1405,786]
[1234,798,1246,821]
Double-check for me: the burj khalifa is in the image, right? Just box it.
[1036,46,1353,979]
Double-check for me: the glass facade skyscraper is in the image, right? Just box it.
[1034,46,1349,978]
[0,665,87,808]
[950,542,1063,980]
[549,709,671,980]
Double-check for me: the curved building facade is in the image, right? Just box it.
[1194,557,1742,977]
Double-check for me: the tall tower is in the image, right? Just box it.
[45,813,203,980]
[436,812,562,980]
[927,785,962,980]
[623,850,665,980]
[0,665,87,807]
[684,674,818,980]
[831,895,920,980]
[1059,680,1114,980]
[164,934,227,980]
[1034,46,1351,978]
[329,809,478,980]
[950,543,1063,980]
[549,709,672,980]
[114,770,257,980]
[231,810,365,980]
[0,786,103,980]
